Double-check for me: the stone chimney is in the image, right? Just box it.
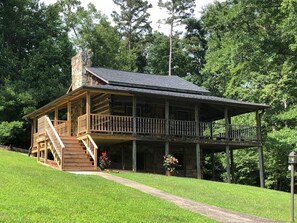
[71,50,93,91]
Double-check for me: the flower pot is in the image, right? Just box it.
[166,170,172,176]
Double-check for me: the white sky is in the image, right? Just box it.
[42,0,216,34]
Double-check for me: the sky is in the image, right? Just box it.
[42,0,217,34]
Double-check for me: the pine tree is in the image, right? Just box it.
[158,0,195,76]
[112,0,152,72]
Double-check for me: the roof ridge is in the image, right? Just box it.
[91,66,176,77]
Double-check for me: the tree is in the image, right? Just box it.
[184,18,207,85]
[59,1,139,71]
[145,32,191,77]
[64,3,121,68]
[200,0,297,190]
[145,32,169,75]
[158,0,195,76]
[112,0,152,50]
[0,0,74,147]
[112,0,152,72]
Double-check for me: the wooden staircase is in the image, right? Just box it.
[61,136,96,171]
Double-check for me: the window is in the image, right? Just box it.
[176,110,189,121]
[126,105,141,116]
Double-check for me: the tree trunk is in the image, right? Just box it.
[168,8,174,76]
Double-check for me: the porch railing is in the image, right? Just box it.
[90,114,133,133]
[136,117,166,135]
[53,120,68,136]
[78,114,87,134]
[77,114,258,142]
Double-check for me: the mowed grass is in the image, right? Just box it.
[114,172,293,222]
[0,150,215,223]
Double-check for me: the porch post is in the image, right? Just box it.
[211,150,215,180]
[165,142,169,155]
[94,148,98,170]
[86,91,91,134]
[29,121,34,156]
[196,143,202,179]
[67,102,71,136]
[44,140,48,164]
[132,140,137,172]
[224,107,229,140]
[256,110,265,188]
[195,105,200,137]
[132,96,137,172]
[37,143,40,161]
[132,96,136,135]
[30,117,37,156]
[121,146,125,170]
[33,117,37,134]
[230,149,235,183]
[226,145,231,183]
[54,107,58,127]
[165,100,169,155]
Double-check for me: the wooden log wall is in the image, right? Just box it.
[91,93,111,115]
[111,95,126,115]
[111,95,166,118]
[86,73,106,86]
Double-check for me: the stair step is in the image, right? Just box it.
[64,163,93,167]
[64,150,87,154]
[64,155,90,159]
[62,139,80,142]
[64,154,89,158]
[64,158,92,163]
[64,147,85,151]
[63,167,98,171]
[63,142,83,146]
[55,136,97,171]
[64,164,93,168]
[63,143,82,146]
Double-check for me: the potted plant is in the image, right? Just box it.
[163,154,179,176]
[99,151,111,170]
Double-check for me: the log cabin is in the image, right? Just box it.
[24,51,268,187]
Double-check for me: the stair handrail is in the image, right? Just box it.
[87,134,98,150]
[44,116,65,163]
[78,134,98,169]
[87,134,98,169]
[79,135,96,160]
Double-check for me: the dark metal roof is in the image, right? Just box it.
[86,67,210,95]
[89,85,268,109]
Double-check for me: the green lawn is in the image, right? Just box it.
[0,150,215,223]
[113,171,293,222]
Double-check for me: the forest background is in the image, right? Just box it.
[1,0,297,192]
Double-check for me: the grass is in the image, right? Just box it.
[113,171,294,222]
[0,150,215,223]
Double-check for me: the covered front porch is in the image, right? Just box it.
[26,87,265,187]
